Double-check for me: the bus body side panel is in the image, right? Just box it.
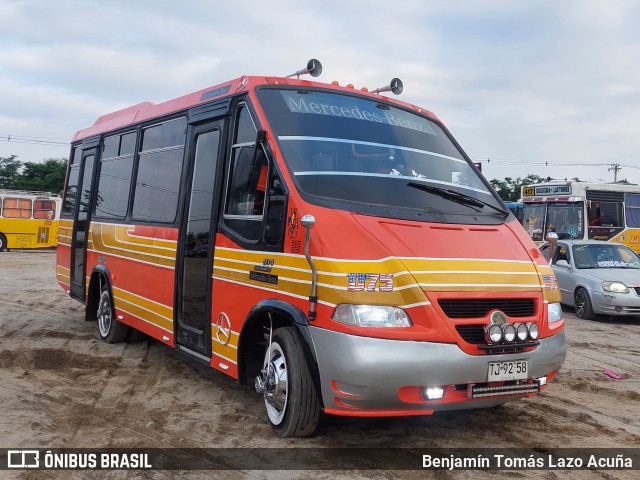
[1,218,58,249]
[610,228,640,252]
[209,233,315,379]
[86,221,178,346]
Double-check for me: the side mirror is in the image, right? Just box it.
[555,259,570,268]
[247,130,267,190]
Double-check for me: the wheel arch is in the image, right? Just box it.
[237,299,322,406]
[86,265,112,321]
[573,283,593,301]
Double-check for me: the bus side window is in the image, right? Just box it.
[34,200,56,219]
[227,146,267,216]
[224,103,269,244]
[3,198,32,218]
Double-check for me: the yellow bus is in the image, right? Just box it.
[0,190,62,251]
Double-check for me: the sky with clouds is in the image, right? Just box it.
[1,0,640,186]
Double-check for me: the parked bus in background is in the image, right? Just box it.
[520,181,640,252]
[0,189,61,251]
[56,60,566,437]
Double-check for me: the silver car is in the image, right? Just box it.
[540,239,640,319]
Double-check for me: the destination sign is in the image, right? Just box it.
[280,91,436,135]
[522,185,572,197]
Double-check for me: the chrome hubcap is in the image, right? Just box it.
[97,290,112,337]
[261,342,288,425]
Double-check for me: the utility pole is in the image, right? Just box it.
[609,163,621,182]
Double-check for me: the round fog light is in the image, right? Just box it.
[527,322,539,340]
[503,324,516,343]
[516,323,528,341]
[486,324,503,344]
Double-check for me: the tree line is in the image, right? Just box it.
[0,155,67,193]
[489,174,545,202]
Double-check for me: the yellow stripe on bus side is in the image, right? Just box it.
[91,223,176,268]
[112,286,174,331]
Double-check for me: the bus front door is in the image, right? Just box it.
[69,146,97,300]
[175,121,223,356]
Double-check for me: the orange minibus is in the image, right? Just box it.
[57,60,566,437]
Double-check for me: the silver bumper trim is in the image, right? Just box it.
[309,327,566,413]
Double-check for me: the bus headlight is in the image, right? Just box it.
[515,323,529,341]
[485,324,504,344]
[332,304,412,327]
[503,324,517,343]
[602,282,629,294]
[548,302,563,323]
[526,322,540,340]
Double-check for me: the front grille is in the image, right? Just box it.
[634,287,640,296]
[439,299,535,318]
[456,325,486,344]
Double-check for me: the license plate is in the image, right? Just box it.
[487,360,529,382]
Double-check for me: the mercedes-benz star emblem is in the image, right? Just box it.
[215,312,231,346]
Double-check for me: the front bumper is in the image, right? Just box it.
[309,326,567,415]
[591,291,640,316]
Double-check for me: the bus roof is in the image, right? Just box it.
[0,189,61,198]
[72,75,440,143]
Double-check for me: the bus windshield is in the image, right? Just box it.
[547,202,584,240]
[522,203,546,242]
[257,88,503,223]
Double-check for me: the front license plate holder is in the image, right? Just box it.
[487,360,529,382]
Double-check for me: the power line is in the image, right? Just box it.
[471,157,640,170]
[0,134,68,147]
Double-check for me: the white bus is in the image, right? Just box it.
[520,181,640,252]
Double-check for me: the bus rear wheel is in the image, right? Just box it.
[0,233,7,252]
[97,284,130,343]
[259,326,320,437]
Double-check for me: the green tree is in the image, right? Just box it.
[14,158,67,193]
[0,155,21,189]
[490,174,544,202]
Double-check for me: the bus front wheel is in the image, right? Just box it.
[97,284,130,343]
[0,233,7,252]
[259,326,320,437]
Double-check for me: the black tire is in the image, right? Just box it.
[97,283,130,343]
[575,287,595,320]
[0,233,7,252]
[262,326,321,437]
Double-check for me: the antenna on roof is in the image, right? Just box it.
[371,77,403,95]
[286,59,323,79]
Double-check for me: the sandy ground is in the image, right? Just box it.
[1,251,639,479]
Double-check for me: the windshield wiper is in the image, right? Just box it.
[407,182,510,217]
